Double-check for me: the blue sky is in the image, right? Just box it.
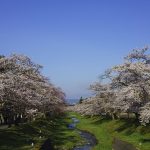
[0,0,150,99]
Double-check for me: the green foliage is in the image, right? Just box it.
[79,96,83,104]
[0,55,5,59]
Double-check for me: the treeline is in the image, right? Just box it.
[0,54,65,127]
[70,47,150,126]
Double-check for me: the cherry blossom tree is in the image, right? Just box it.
[71,47,150,125]
[139,102,150,125]
[0,54,65,126]
[89,70,121,119]
[110,47,150,119]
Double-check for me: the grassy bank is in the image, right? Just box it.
[1,113,149,150]
[70,112,150,150]
[0,115,83,150]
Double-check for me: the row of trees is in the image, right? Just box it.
[70,47,150,125]
[0,54,65,126]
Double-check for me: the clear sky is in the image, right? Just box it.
[0,0,150,99]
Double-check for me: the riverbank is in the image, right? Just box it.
[0,113,149,150]
[0,115,83,150]
[71,112,150,150]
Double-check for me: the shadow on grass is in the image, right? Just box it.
[139,125,150,143]
[91,116,142,136]
[0,125,37,150]
[114,119,140,135]
[140,138,150,143]
[44,116,79,149]
[0,115,77,150]
[91,116,112,125]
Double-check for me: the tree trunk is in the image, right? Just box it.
[135,113,140,120]
[0,114,3,125]
[3,116,8,125]
[117,113,120,119]
[112,114,115,120]
[127,112,130,119]
[8,117,13,128]
[112,113,117,120]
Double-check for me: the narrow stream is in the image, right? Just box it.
[68,116,138,150]
[68,116,97,150]
[41,116,139,150]
[73,130,97,150]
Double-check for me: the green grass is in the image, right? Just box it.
[1,113,149,150]
[69,112,150,150]
[0,114,83,150]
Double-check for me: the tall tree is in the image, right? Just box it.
[0,54,65,126]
